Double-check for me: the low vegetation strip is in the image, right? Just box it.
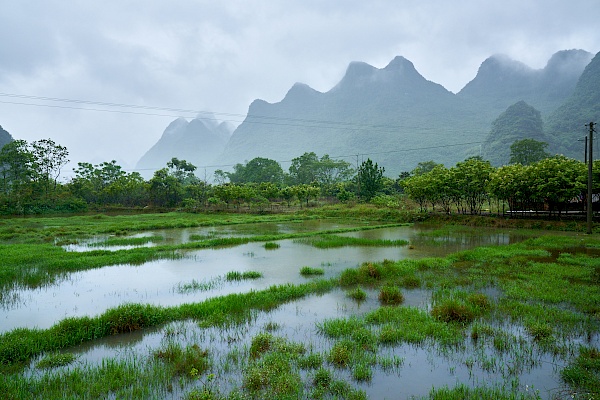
[294,234,409,248]
[0,279,336,371]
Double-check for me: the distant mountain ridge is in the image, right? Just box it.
[138,49,595,177]
[135,114,232,178]
[0,125,13,150]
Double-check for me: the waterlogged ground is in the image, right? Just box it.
[2,223,524,332]
[1,215,598,399]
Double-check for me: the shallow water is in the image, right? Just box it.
[12,221,594,399]
[1,223,527,332]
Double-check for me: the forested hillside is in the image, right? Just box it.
[546,51,600,158]
[481,101,546,166]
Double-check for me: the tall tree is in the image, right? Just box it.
[31,139,69,195]
[357,158,385,201]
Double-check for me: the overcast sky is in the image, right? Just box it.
[1,0,599,174]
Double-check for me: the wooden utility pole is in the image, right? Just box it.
[587,122,595,234]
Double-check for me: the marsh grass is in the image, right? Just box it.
[177,278,223,293]
[2,214,600,398]
[294,234,409,249]
[346,287,367,301]
[225,271,263,281]
[263,242,280,250]
[378,285,404,305]
[0,279,336,372]
[561,346,600,396]
[35,352,77,369]
[152,342,210,377]
[300,266,325,276]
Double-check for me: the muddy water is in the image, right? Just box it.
[1,223,528,332]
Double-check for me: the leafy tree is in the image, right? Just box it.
[316,154,354,185]
[489,163,534,211]
[288,152,353,186]
[451,157,493,214]
[357,158,385,201]
[529,155,585,215]
[288,152,320,185]
[30,139,69,195]
[226,157,284,184]
[167,158,198,184]
[148,168,183,207]
[509,139,550,165]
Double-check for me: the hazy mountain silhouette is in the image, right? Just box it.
[546,51,600,159]
[141,49,594,177]
[0,125,13,150]
[136,114,232,178]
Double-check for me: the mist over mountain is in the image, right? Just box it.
[219,56,482,177]
[458,49,593,116]
[546,51,600,158]
[140,49,595,178]
[481,101,546,166]
[0,125,14,150]
[136,114,232,178]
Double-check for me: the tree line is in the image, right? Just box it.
[0,137,596,215]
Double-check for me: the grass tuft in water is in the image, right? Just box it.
[347,287,367,301]
[263,242,280,250]
[153,342,210,377]
[225,271,263,281]
[378,285,404,305]
[300,266,324,276]
[35,352,77,369]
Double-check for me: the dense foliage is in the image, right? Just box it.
[0,137,597,216]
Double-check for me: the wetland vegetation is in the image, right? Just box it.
[0,208,598,399]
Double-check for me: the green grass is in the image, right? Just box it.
[263,242,280,250]
[2,212,600,398]
[300,266,325,276]
[35,352,77,369]
[225,271,263,281]
[294,234,409,248]
[0,279,336,372]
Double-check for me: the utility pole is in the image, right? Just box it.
[587,122,595,234]
[355,154,361,200]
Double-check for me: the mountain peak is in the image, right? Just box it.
[384,56,415,70]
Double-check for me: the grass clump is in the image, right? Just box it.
[153,343,210,377]
[378,285,404,305]
[347,287,367,301]
[300,266,325,276]
[525,322,554,342]
[225,270,263,281]
[561,346,600,396]
[35,352,77,369]
[264,242,280,250]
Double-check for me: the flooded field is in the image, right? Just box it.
[1,223,523,332]
[1,215,598,399]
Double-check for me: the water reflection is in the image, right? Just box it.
[3,223,534,333]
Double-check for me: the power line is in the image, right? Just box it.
[0,92,482,135]
[125,140,485,173]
